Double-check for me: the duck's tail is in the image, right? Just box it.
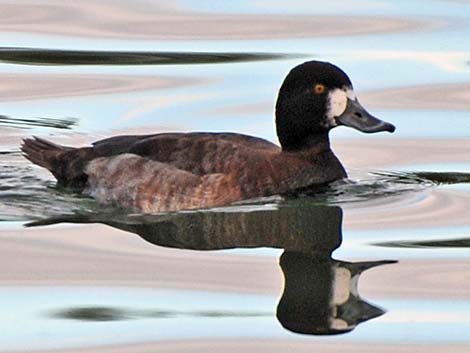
[20,136,92,190]
[21,137,70,171]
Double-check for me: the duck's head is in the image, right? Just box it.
[275,61,395,150]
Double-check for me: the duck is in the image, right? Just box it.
[21,60,395,213]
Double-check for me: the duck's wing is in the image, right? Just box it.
[93,132,281,175]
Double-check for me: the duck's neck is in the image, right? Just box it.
[284,133,347,180]
[283,133,332,157]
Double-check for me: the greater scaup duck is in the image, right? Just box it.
[22,61,395,213]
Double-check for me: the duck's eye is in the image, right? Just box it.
[313,84,326,94]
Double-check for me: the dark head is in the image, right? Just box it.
[275,61,395,150]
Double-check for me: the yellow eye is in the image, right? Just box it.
[313,84,326,94]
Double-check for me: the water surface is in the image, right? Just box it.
[1,0,470,352]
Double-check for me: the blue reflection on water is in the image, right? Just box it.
[336,225,470,259]
[0,287,276,350]
[180,0,470,18]
[2,287,470,351]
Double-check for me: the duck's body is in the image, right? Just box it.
[22,61,394,213]
[22,132,345,212]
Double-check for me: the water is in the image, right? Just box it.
[1,0,470,351]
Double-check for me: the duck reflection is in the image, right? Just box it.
[30,204,395,335]
[278,252,393,334]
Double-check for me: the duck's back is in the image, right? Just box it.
[92,132,281,175]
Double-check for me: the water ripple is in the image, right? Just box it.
[294,171,434,204]
[0,2,424,41]
[0,163,436,225]
[0,48,293,66]
[376,237,470,249]
[0,115,77,130]
[0,164,96,222]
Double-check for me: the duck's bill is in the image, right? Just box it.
[336,98,395,133]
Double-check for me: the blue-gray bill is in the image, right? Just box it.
[337,98,395,133]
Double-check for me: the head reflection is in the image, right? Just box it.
[278,252,394,334]
[30,204,395,335]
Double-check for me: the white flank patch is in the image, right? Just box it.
[326,87,355,126]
